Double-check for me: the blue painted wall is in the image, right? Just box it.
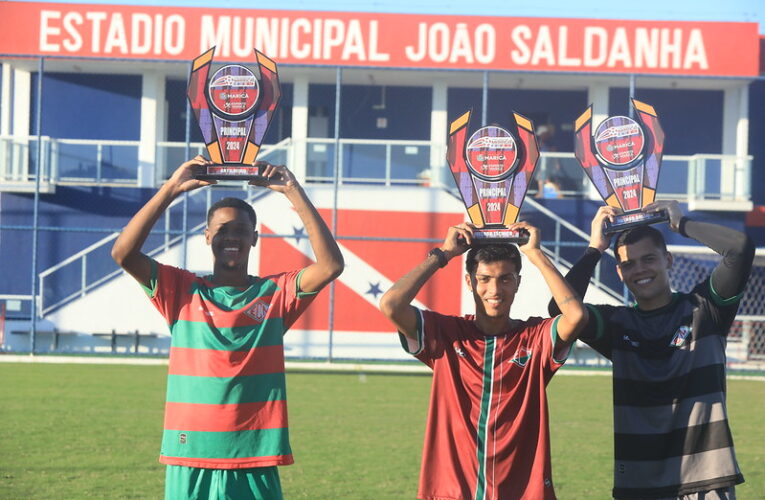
[31,73,141,140]
[609,88,724,155]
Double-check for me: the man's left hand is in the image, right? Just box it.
[644,200,683,232]
[249,162,300,193]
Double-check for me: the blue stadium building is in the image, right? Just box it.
[0,0,763,362]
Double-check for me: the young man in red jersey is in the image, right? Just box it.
[112,155,344,499]
[379,220,588,500]
[549,200,754,499]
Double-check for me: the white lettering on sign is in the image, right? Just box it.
[34,9,715,72]
[200,16,390,62]
[219,127,247,136]
[510,24,708,70]
[612,174,640,187]
[479,187,507,198]
[39,10,185,55]
[404,22,495,63]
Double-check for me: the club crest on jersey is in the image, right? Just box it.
[510,346,532,367]
[669,326,692,347]
[244,301,269,323]
[453,345,467,358]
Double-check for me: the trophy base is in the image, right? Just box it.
[194,165,267,182]
[473,227,530,245]
[603,209,669,235]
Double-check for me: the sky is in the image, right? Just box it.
[9,0,765,33]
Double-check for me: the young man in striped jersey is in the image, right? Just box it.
[112,156,344,500]
[379,220,588,500]
[549,200,755,499]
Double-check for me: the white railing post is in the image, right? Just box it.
[385,143,392,186]
[338,141,344,185]
[81,255,87,298]
[96,143,103,183]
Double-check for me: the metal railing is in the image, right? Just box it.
[0,135,754,205]
[35,149,284,317]
[35,186,621,320]
[303,138,433,186]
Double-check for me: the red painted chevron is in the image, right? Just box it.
[319,208,465,313]
[259,209,466,332]
[259,224,393,331]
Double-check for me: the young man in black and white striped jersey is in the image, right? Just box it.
[550,199,755,500]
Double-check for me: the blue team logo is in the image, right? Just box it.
[510,346,532,367]
[669,326,692,347]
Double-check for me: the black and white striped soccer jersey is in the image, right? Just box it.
[582,278,745,499]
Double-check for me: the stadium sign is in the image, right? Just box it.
[0,2,760,77]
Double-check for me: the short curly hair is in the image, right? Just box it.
[206,197,257,227]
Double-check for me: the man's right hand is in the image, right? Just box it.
[167,155,216,195]
[590,205,620,253]
[441,223,474,261]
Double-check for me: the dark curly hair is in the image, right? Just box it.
[465,244,522,275]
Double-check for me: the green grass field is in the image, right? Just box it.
[1,363,763,499]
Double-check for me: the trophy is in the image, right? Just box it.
[574,99,667,234]
[187,47,281,181]
[446,110,540,244]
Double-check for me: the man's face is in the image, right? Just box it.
[466,260,521,319]
[204,207,257,270]
[616,237,673,304]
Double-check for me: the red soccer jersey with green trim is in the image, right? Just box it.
[146,261,317,469]
[400,309,566,500]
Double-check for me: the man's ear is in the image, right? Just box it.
[666,251,673,269]
[615,264,623,282]
[252,230,259,247]
[464,273,473,291]
[204,227,211,245]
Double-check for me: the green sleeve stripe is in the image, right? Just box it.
[295,268,320,299]
[169,320,285,350]
[398,307,424,355]
[166,372,286,405]
[140,258,158,298]
[550,316,570,364]
[587,304,604,340]
[161,427,291,460]
[708,273,743,306]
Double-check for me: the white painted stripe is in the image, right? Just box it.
[254,192,428,310]
[0,355,762,381]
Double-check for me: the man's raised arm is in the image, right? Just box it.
[547,206,618,318]
[379,224,472,339]
[645,200,755,301]
[510,222,588,349]
[251,162,344,293]
[111,156,214,288]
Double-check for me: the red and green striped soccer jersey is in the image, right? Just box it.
[145,260,317,469]
[400,309,567,500]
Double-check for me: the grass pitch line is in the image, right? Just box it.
[1,354,762,380]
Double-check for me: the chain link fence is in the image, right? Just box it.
[670,248,765,367]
